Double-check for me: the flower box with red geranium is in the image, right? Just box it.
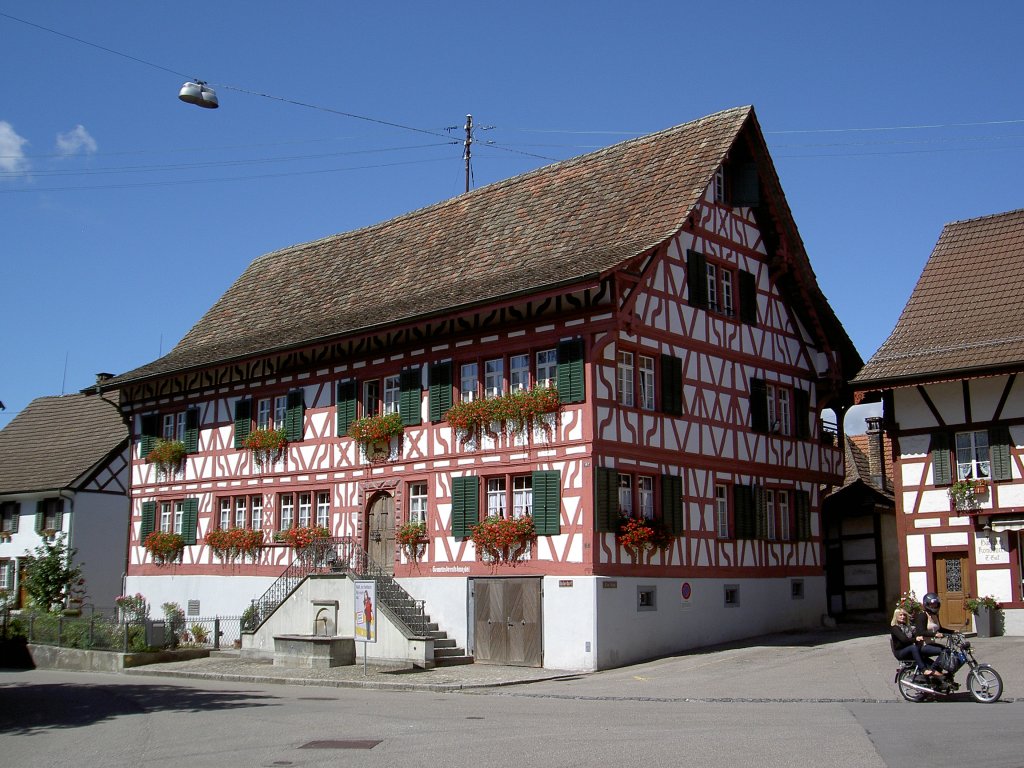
[144,531,185,566]
[616,516,672,556]
[445,386,561,445]
[471,515,535,567]
[146,438,186,478]
[397,521,427,563]
[275,525,331,551]
[242,427,287,469]
[206,527,264,563]
[348,412,404,460]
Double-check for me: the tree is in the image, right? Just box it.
[22,534,84,612]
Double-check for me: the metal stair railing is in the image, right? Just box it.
[244,537,431,636]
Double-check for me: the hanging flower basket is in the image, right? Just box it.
[471,515,535,567]
[444,386,561,445]
[616,516,672,557]
[146,439,186,478]
[948,479,984,511]
[242,427,288,469]
[397,521,428,563]
[206,527,264,563]
[274,525,331,551]
[143,531,185,566]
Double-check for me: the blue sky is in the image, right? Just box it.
[1,2,1021,433]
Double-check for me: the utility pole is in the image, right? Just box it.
[464,114,473,194]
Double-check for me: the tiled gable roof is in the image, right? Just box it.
[0,393,128,494]
[855,208,1024,386]
[110,106,754,385]
[844,433,894,497]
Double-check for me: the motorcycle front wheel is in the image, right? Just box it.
[896,668,928,702]
[967,665,1003,703]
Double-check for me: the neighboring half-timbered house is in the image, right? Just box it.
[854,209,1024,635]
[101,106,861,670]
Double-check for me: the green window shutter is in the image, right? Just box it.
[34,500,44,534]
[930,433,952,486]
[733,485,754,539]
[184,407,200,454]
[285,390,305,442]
[793,388,811,440]
[532,470,562,536]
[659,354,683,416]
[233,399,252,449]
[750,378,769,433]
[336,380,357,436]
[794,491,811,541]
[594,467,619,533]
[754,485,768,540]
[9,502,19,534]
[990,426,1013,482]
[661,474,684,535]
[738,270,758,325]
[451,476,480,539]
[140,501,157,541]
[687,250,708,308]
[429,362,453,423]
[556,339,586,404]
[399,368,423,427]
[181,498,199,545]
[140,413,160,457]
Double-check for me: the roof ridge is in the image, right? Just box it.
[942,206,1024,230]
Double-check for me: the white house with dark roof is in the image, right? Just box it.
[854,208,1024,635]
[100,105,861,670]
[0,390,130,610]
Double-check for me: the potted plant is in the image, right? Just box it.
[965,595,1001,638]
[143,530,185,566]
[206,527,264,563]
[348,412,404,460]
[146,438,187,478]
[242,427,288,469]
[471,515,535,567]
[396,520,428,563]
[948,479,982,511]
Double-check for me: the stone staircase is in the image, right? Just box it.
[379,588,472,667]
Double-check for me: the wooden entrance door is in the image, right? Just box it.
[934,552,970,630]
[473,578,542,667]
[366,492,395,575]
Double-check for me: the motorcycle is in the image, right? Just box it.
[895,631,1003,703]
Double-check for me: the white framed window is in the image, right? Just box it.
[956,430,991,480]
[778,490,790,541]
[487,477,507,518]
[383,375,401,415]
[297,492,312,528]
[618,474,633,517]
[715,484,729,538]
[536,349,557,388]
[256,398,272,429]
[408,482,428,524]
[162,411,186,441]
[484,358,504,398]
[639,355,655,411]
[0,561,10,591]
[617,351,635,407]
[173,501,185,535]
[720,268,734,316]
[250,495,263,530]
[706,262,719,310]
[279,494,295,531]
[765,489,777,540]
[714,165,726,203]
[460,363,478,402]
[513,476,533,518]
[510,354,530,392]
[363,381,380,416]
[273,395,288,428]
[315,492,330,528]
[767,384,792,436]
[234,497,247,529]
[160,501,173,533]
[638,475,654,519]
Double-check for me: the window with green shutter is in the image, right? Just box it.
[233,398,252,449]
[284,390,304,442]
[140,413,160,457]
[0,501,19,534]
[990,425,1013,482]
[180,498,199,545]
[749,378,769,433]
[793,388,811,440]
[594,467,619,532]
[140,501,157,541]
[429,362,453,423]
[793,490,811,541]
[660,354,683,416]
[532,470,561,536]
[930,433,952,486]
[557,339,585,404]
[336,380,358,436]
[738,270,757,325]
[661,474,684,535]
[184,407,200,454]
[451,476,480,539]
[399,368,423,427]
[754,485,768,540]
[687,249,708,308]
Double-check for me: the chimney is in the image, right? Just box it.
[865,416,886,491]
[95,372,114,385]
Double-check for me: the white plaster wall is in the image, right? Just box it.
[70,491,130,609]
[125,573,275,618]
[906,535,926,568]
[1001,610,1024,635]
[975,568,1013,603]
[395,575,470,649]
[543,576,597,671]
[909,571,929,599]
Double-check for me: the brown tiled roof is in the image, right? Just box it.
[844,433,894,497]
[854,208,1024,387]
[0,393,128,494]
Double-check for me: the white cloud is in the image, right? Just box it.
[0,121,30,175]
[55,124,98,157]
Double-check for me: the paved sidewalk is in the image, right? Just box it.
[122,623,1024,700]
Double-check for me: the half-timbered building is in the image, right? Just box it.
[854,208,1024,635]
[101,105,861,670]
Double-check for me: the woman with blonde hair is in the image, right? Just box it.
[890,607,940,676]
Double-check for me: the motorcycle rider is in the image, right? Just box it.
[890,607,938,676]
[913,592,953,675]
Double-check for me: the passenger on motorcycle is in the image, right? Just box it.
[890,607,940,677]
[913,592,954,674]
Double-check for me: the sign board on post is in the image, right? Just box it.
[354,580,377,643]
